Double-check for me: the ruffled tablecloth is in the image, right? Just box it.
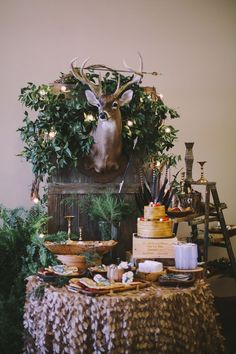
[23,276,225,354]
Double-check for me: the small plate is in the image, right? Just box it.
[167,210,194,218]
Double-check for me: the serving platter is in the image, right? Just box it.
[67,277,150,296]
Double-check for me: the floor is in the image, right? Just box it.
[208,275,236,354]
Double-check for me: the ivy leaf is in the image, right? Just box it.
[39,246,47,267]
[17,73,180,188]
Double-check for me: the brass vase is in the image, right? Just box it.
[184,142,194,182]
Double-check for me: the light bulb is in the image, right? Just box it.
[39,89,46,96]
[60,85,67,92]
[33,197,39,204]
[127,120,133,127]
[49,131,56,139]
[84,113,95,122]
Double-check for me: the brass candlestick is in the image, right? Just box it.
[184,142,194,182]
[78,227,83,241]
[65,215,75,243]
[180,171,186,195]
[197,161,207,183]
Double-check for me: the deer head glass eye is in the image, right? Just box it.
[112,101,118,110]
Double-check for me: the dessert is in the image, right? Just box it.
[137,202,173,238]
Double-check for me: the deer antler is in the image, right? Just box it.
[71,57,103,97]
[114,52,143,98]
[71,53,143,98]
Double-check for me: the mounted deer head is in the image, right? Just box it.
[71,54,143,173]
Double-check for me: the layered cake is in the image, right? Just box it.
[137,202,173,238]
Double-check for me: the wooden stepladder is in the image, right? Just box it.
[173,181,236,278]
[208,183,236,277]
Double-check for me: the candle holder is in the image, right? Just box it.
[180,171,186,195]
[184,142,194,182]
[65,215,75,243]
[197,161,207,183]
[78,227,83,241]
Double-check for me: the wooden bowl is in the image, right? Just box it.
[136,270,166,282]
[56,255,87,271]
[44,240,117,256]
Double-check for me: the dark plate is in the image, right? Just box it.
[158,273,195,287]
[38,269,88,282]
[167,210,194,218]
[38,273,59,282]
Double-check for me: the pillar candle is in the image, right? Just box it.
[174,243,198,270]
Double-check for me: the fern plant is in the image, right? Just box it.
[0,204,57,354]
[78,190,133,227]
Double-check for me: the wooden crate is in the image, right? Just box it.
[132,233,177,259]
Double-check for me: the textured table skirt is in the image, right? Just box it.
[23,276,225,354]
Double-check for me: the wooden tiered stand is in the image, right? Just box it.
[173,181,236,278]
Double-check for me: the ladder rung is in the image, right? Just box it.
[209,242,226,248]
[189,216,219,225]
[209,226,236,237]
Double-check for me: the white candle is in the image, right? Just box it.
[174,243,198,270]
[138,260,163,273]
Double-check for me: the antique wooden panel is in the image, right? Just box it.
[47,162,140,258]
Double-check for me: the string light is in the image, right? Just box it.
[39,89,46,96]
[60,85,67,92]
[33,197,39,204]
[127,120,133,127]
[165,127,171,133]
[48,130,56,139]
[84,113,95,122]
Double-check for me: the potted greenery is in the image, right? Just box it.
[78,190,133,240]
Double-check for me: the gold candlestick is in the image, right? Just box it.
[180,171,186,195]
[65,215,75,243]
[197,161,207,183]
[78,227,83,241]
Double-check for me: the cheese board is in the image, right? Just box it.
[67,277,150,296]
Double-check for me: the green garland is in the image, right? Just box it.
[18,71,180,179]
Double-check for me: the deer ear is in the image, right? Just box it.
[85,90,100,107]
[118,89,134,106]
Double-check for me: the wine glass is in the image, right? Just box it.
[197,161,207,183]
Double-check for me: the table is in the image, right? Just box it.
[24,276,225,354]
